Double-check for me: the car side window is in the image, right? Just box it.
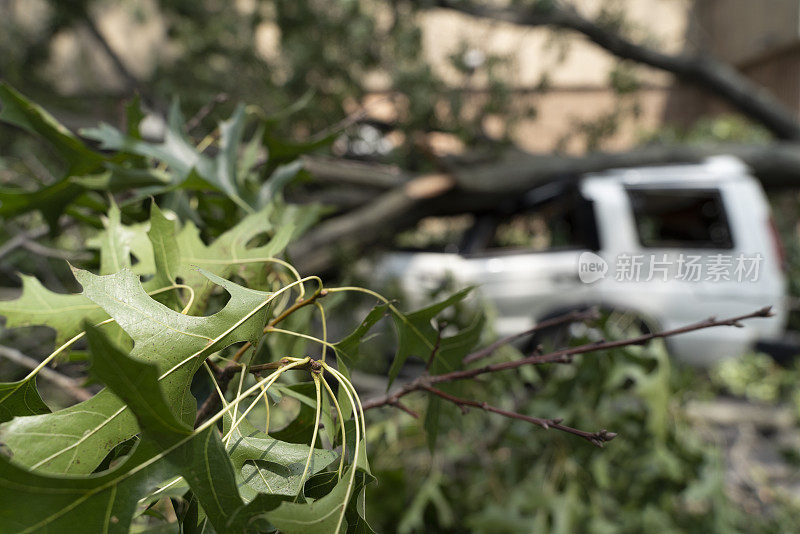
[626,188,734,249]
[478,193,600,254]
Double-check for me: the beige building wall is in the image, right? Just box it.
[414,2,691,153]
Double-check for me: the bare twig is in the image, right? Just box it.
[0,227,48,261]
[431,307,773,385]
[425,323,445,372]
[0,345,92,402]
[20,240,93,261]
[433,0,800,140]
[362,307,773,444]
[186,93,229,133]
[462,308,599,365]
[82,14,141,96]
[391,399,420,419]
[423,385,615,447]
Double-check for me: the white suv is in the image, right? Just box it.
[374,157,787,365]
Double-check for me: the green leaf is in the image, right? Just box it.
[84,324,245,530]
[146,202,182,311]
[81,102,252,211]
[0,268,271,475]
[424,313,485,450]
[430,313,486,376]
[0,274,108,345]
[0,377,50,424]
[0,181,87,229]
[333,303,390,368]
[257,160,304,208]
[331,303,390,421]
[262,129,336,163]
[170,205,296,312]
[71,165,171,192]
[86,200,154,276]
[0,324,245,534]
[0,83,104,226]
[257,466,371,534]
[217,104,248,198]
[125,94,145,139]
[387,287,474,387]
[224,412,337,500]
[237,123,265,188]
[270,383,330,447]
[81,105,207,184]
[0,82,104,174]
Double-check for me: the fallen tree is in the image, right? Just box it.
[292,142,800,272]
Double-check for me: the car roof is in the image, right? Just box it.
[581,156,754,187]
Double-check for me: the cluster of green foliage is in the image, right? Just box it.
[0,86,494,532]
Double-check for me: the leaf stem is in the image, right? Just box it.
[321,376,347,478]
[295,373,323,502]
[315,301,329,364]
[221,357,308,442]
[320,362,362,534]
[163,276,320,381]
[326,286,434,351]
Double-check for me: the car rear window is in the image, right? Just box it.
[626,188,734,249]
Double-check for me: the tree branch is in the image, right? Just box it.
[82,11,141,97]
[362,307,774,442]
[300,155,408,189]
[295,142,800,273]
[462,307,600,365]
[290,174,456,273]
[433,0,800,140]
[422,385,616,446]
[432,306,773,384]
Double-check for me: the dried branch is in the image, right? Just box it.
[0,227,49,261]
[20,240,93,261]
[425,323,445,371]
[362,307,773,444]
[82,14,141,97]
[295,144,800,273]
[186,93,229,133]
[431,306,773,384]
[423,385,615,446]
[462,308,600,365]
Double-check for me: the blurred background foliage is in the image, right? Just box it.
[355,302,800,533]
